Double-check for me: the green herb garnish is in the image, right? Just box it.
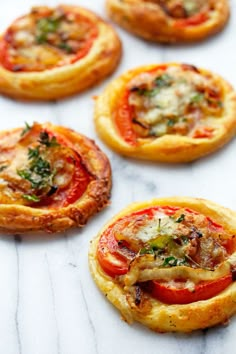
[162,256,187,267]
[22,194,40,202]
[21,122,32,137]
[154,74,172,88]
[167,119,175,127]
[28,147,40,159]
[139,247,155,255]
[38,131,59,147]
[36,17,60,44]
[18,132,59,194]
[190,93,204,104]
[143,88,160,97]
[176,214,185,223]
[0,165,7,172]
[58,42,73,53]
[17,153,52,190]
[181,236,189,245]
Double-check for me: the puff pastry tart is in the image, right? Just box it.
[106,0,229,43]
[89,197,236,332]
[0,122,111,233]
[95,63,236,162]
[0,5,121,100]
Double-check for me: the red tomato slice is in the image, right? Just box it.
[37,129,91,208]
[62,154,91,207]
[146,274,232,304]
[97,206,180,276]
[114,90,137,145]
[174,12,209,28]
[97,226,129,277]
[192,126,214,139]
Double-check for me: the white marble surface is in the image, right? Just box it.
[1,0,236,353]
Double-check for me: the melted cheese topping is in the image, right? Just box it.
[128,65,223,138]
[0,123,89,208]
[0,6,98,72]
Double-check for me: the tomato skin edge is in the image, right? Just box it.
[146,274,233,305]
[174,12,209,28]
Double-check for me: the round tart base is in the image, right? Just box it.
[0,5,122,101]
[89,197,236,332]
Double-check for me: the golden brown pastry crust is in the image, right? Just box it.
[89,197,236,333]
[106,0,230,43]
[0,5,122,101]
[94,63,236,163]
[0,122,111,233]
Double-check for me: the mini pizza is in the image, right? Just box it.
[0,5,121,100]
[0,122,111,233]
[89,197,236,332]
[95,63,236,162]
[106,0,229,43]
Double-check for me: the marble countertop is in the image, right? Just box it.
[1,0,236,353]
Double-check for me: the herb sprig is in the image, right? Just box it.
[21,122,32,137]
[17,131,60,202]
